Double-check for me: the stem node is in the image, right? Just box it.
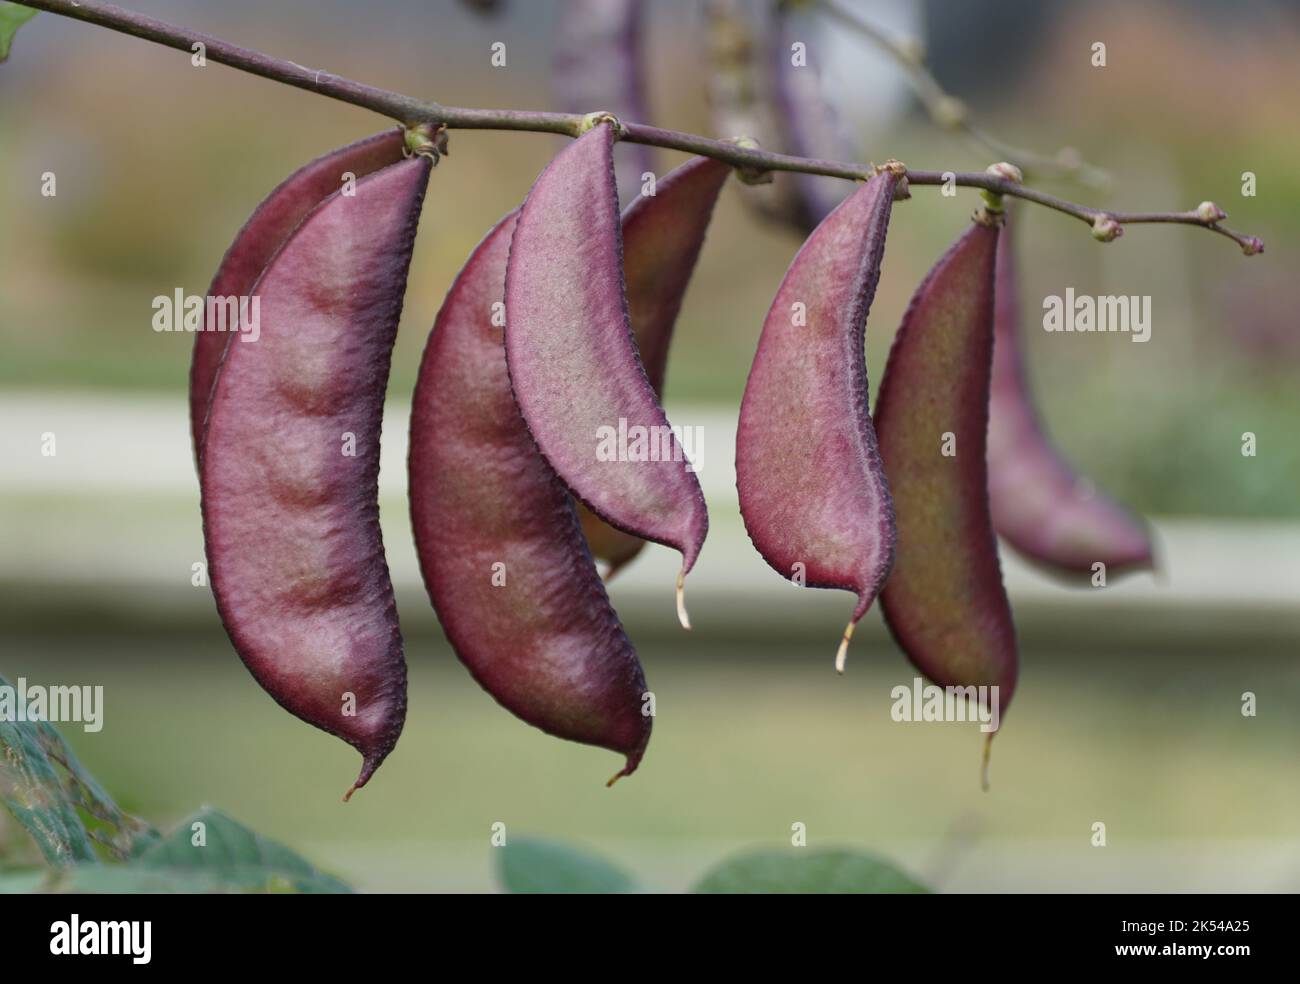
[577,111,624,138]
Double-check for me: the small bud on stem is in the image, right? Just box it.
[404,123,448,161]
[1196,200,1227,224]
[1091,213,1123,242]
[975,162,1020,224]
[985,161,1024,184]
[578,111,623,137]
[729,136,775,186]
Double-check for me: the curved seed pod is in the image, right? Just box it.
[201,156,430,798]
[874,221,1018,777]
[505,124,708,628]
[580,156,732,578]
[736,172,897,672]
[552,0,655,206]
[189,130,406,462]
[988,213,1154,576]
[409,212,651,782]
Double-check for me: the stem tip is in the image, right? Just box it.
[834,620,856,674]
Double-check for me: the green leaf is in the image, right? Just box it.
[3,807,352,894]
[38,725,160,858]
[131,807,352,893]
[692,848,932,894]
[0,3,37,63]
[0,675,98,867]
[0,672,157,865]
[497,836,639,894]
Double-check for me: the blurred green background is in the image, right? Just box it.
[1,0,1298,891]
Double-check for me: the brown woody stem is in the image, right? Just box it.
[16,0,1263,255]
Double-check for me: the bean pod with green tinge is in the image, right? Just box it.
[409,212,652,782]
[505,123,708,628]
[200,154,430,798]
[736,172,898,671]
[874,220,1018,776]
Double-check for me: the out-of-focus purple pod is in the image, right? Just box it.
[552,0,656,205]
[987,212,1155,578]
[703,0,813,228]
[704,0,856,232]
[766,0,855,226]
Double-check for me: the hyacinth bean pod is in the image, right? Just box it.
[200,155,430,798]
[409,212,652,782]
[580,155,731,578]
[874,220,1018,781]
[736,172,898,671]
[505,123,708,628]
[987,212,1155,577]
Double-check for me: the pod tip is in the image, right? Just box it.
[834,620,856,674]
[676,568,691,631]
[980,731,995,792]
[606,752,641,788]
[345,753,382,802]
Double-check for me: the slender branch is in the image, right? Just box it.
[16,0,1263,255]
[814,0,1111,190]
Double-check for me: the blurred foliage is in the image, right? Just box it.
[497,836,640,893]
[1,691,353,893]
[494,836,932,893]
[693,848,930,893]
